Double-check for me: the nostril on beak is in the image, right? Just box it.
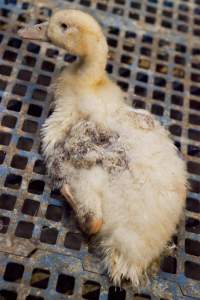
[17,22,49,41]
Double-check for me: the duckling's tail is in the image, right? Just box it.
[99,227,160,287]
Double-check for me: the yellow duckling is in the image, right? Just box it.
[18,10,187,287]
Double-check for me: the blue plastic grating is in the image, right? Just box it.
[0,0,199,299]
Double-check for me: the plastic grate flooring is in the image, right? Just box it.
[0,0,199,299]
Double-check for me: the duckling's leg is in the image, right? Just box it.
[61,183,103,235]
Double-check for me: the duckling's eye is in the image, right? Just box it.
[61,23,68,31]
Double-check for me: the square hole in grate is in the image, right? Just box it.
[140,47,151,57]
[0,215,10,233]
[17,12,27,23]
[187,161,200,175]
[185,261,200,281]
[45,204,62,222]
[136,72,148,83]
[176,43,186,53]
[142,34,153,44]
[0,33,3,43]
[22,119,38,133]
[169,124,182,137]
[1,8,11,17]
[17,137,33,151]
[0,290,17,300]
[12,83,27,96]
[40,226,58,244]
[190,99,200,111]
[1,115,17,128]
[7,99,22,112]
[0,79,7,91]
[0,20,7,30]
[185,217,200,233]
[4,262,24,283]
[133,294,151,299]
[108,286,126,300]
[186,197,200,213]
[106,63,113,74]
[173,81,184,92]
[22,55,36,67]
[8,37,22,48]
[50,189,66,201]
[56,273,75,295]
[3,50,17,62]
[135,85,147,97]
[22,199,40,216]
[117,81,129,91]
[185,239,200,256]
[64,232,82,250]
[32,88,47,101]
[41,60,55,72]
[37,74,51,86]
[112,7,124,15]
[97,3,107,11]
[129,11,140,20]
[108,26,119,35]
[11,154,28,170]
[0,150,6,164]
[82,280,101,300]
[107,37,118,48]
[171,94,183,106]
[119,67,131,78]
[64,53,77,62]
[22,2,30,9]
[151,104,163,116]
[156,64,168,74]
[39,6,52,17]
[27,43,40,54]
[33,160,46,175]
[15,221,34,239]
[189,113,200,126]
[0,193,16,210]
[145,15,156,24]
[26,296,44,300]
[188,129,200,142]
[27,104,42,117]
[0,131,11,145]
[5,174,22,189]
[161,256,177,274]
[0,64,12,76]
[189,179,200,193]
[138,58,150,69]
[80,0,91,7]
[28,180,45,195]
[170,109,182,121]
[154,77,167,87]
[133,99,146,109]
[30,268,50,289]
[187,145,200,158]
[17,69,32,81]
[46,48,59,58]
[121,54,132,64]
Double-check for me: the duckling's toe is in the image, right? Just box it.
[61,184,102,235]
[80,214,103,235]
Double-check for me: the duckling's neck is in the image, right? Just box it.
[77,52,107,85]
[60,36,108,87]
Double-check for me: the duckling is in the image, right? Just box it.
[18,10,187,287]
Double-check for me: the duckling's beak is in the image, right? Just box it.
[18,22,49,41]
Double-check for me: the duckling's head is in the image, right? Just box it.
[18,9,108,59]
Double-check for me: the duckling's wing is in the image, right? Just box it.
[126,107,156,130]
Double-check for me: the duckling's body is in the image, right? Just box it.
[44,75,186,285]
[18,10,187,286]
